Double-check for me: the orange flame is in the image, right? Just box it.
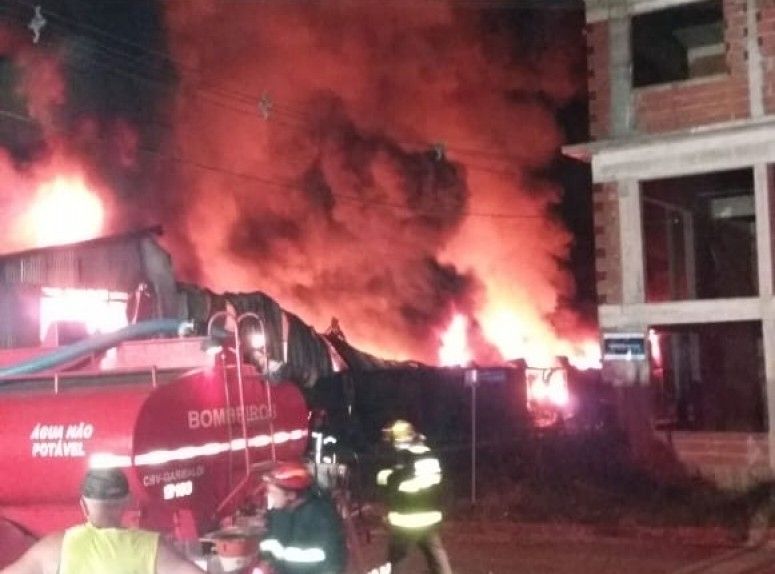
[438,314,472,367]
[39,287,128,344]
[25,175,104,248]
[439,311,601,370]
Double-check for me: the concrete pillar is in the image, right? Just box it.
[618,179,645,304]
[609,14,633,137]
[755,164,774,298]
[754,164,775,468]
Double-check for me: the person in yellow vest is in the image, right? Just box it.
[376,420,452,574]
[1,468,203,574]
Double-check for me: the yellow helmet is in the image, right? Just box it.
[383,419,416,444]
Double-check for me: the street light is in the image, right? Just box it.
[206,310,277,470]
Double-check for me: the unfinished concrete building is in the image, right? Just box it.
[566,0,775,486]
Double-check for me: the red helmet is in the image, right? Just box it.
[264,462,313,491]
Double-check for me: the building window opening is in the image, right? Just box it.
[632,0,725,88]
[642,168,756,302]
[650,321,765,432]
[40,287,128,345]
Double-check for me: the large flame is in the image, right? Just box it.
[439,311,601,370]
[439,314,472,367]
[39,287,128,343]
[24,175,105,248]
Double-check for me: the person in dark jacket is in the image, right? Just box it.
[376,420,452,574]
[259,462,347,574]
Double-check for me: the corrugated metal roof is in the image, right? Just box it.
[0,226,162,291]
[0,225,162,261]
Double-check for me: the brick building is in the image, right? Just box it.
[565,0,775,487]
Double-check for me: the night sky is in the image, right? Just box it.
[0,0,595,361]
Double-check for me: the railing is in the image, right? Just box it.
[0,365,173,394]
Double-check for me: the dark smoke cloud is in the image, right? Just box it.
[0,0,587,363]
[159,0,586,362]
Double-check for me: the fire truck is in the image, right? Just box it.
[0,318,310,570]
[0,320,603,571]
[0,229,605,572]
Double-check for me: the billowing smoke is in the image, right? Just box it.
[0,1,589,364]
[163,2,586,362]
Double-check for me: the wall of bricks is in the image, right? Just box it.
[593,182,622,304]
[759,0,775,113]
[586,20,611,140]
[634,0,750,134]
[657,431,773,489]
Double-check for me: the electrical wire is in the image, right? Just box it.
[0,2,565,218]
[0,107,551,220]
[2,0,554,167]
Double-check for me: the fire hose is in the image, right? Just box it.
[0,319,192,379]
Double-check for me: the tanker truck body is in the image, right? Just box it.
[0,335,309,568]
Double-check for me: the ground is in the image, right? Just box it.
[354,522,773,574]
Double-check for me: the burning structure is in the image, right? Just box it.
[566,0,775,486]
[0,227,339,386]
[0,0,599,375]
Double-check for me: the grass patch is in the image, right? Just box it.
[442,432,767,531]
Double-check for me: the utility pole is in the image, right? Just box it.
[464,368,479,505]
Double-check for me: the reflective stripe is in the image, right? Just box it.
[395,443,430,454]
[414,457,440,475]
[376,468,393,486]
[89,428,307,469]
[283,546,325,563]
[397,473,441,493]
[260,538,325,563]
[89,453,132,469]
[260,538,284,559]
[397,456,441,492]
[387,511,442,529]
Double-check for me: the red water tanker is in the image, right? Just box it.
[0,327,310,568]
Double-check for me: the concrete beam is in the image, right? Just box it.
[579,119,775,183]
[599,297,765,329]
[586,0,712,23]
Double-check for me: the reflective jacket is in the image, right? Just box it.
[60,523,158,574]
[259,488,347,574]
[376,440,443,530]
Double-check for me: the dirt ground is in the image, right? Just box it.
[353,524,731,574]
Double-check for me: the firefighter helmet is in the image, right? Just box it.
[264,462,313,491]
[384,419,416,444]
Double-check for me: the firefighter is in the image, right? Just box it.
[258,462,347,574]
[377,420,452,574]
[2,468,203,574]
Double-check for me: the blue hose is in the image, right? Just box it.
[0,319,189,378]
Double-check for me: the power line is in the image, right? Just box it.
[17,28,534,179]
[0,108,550,220]
[2,0,550,167]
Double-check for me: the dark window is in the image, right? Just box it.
[650,322,765,432]
[632,1,725,88]
[642,168,756,302]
